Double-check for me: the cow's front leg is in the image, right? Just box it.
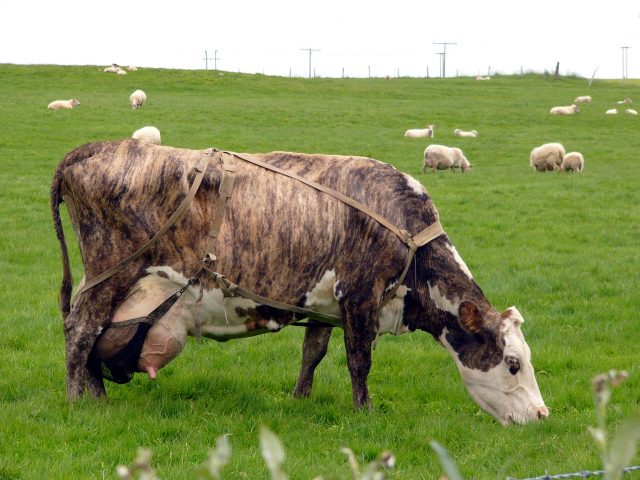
[64,310,106,401]
[293,323,333,398]
[342,300,378,411]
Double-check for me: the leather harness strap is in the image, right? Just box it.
[203,152,236,264]
[72,147,445,328]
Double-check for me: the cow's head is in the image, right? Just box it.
[439,302,548,425]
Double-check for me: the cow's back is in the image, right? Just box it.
[58,140,439,308]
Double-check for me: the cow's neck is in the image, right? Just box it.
[406,240,496,338]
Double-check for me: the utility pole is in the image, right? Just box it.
[202,50,214,70]
[436,53,444,77]
[213,50,220,70]
[301,48,320,78]
[433,41,456,78]
[621,46,630,80]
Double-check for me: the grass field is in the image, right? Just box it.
[0,64,639,479]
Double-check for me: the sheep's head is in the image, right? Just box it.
[71,99,80,107]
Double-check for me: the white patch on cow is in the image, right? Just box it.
[403,173,427,196]
[427,282,460,315]
[445,243,473,279]
[144,266,262,336]
[438,315,547,425]
[266,320,281,331]
[377,286,410,336]
[304,269,341,318]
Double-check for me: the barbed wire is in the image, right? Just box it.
[508,465,640,480]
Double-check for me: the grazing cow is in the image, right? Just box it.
[51,139,548,425]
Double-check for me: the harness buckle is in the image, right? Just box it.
[203,253,217,265]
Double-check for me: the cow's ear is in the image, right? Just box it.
[458,301,484,334]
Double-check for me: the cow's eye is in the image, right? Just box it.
[504,355,520,375]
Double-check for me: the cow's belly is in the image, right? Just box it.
[109,265,409,377]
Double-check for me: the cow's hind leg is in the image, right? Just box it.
[64,309,106,400]
[342,299,378,411]
[293,324,333,398]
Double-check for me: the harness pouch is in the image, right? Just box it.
[89,320,152,384]
[89,286,188,384]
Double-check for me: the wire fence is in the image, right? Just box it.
[508,465,640,480]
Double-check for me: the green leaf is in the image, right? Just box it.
[430,441,464,480]
[260,426,287,480]
[607,414,640,480]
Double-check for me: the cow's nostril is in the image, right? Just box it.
[537,406,549,419]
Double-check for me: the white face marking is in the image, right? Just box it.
[403,173,427,196]
[427,282,460,315]
[438,309,547,425]
[378,285,410,336]
[445,243,473,279]
[304,269,341,317]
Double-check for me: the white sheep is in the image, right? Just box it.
[404,125,434,138]
[127,66,138,71]
[529,143,564,172]
[561,152,584,173]
[549,104,580,115]
[132,126,161,145]
[475,76,491,81]
[574,95,592,103]
[130,89,147,110]
[405,125,434,138]
[454,128,478,138]
[103,65,119,73]
[116,69,127,75]
[47,99,80,110]
[617,98,632,104]
[605,108,618,115]
[624,108,638,115]
[423,145,471,173]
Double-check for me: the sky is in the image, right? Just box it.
[2,1,640,79]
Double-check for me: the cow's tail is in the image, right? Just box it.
[51,166,73,319]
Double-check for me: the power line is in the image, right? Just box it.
[301,48,320,78]
[433,41,457,78]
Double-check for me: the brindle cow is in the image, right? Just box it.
[51,139,548,425]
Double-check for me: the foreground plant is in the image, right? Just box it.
[115,427,394,479]
[589,370,640,480]
[116,448,158,480]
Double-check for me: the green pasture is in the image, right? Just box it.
[0,64,639,479]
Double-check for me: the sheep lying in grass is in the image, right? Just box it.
[561,152,584,172]
[574,95,592,103]
[454,128,478,138]
[404,125,434,138]
[475,76,491,81]
[617,98,632,104]
[624,108,638,115]
[605,109,618,115]
[423,144,471,173]
[130,89,147,109]
[549,104,580,115]
[530,143,564,171]
[47,99,80,110]
[132,126,161,145]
